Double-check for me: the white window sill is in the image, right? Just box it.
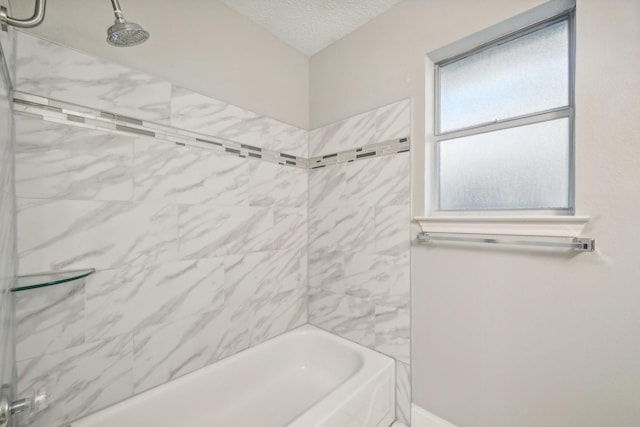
[413,215,591,237]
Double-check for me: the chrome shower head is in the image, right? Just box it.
[107,0,149,47]
[107,21,149,47]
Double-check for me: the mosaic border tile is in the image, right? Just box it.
[13,91,410,170]
[308,137,410,169]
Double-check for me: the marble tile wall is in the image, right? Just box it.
[12,50,309,426]
[15,32,308,158]
[14,111,308,426]
[0,0,17,404]
[12,31,412,426]
[171,87,308,158]
[307,99,412,425]
[308,98,411,157]
[12,92,309,170]
[15,33,172,123]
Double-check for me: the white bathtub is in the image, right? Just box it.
[70,325,396,427]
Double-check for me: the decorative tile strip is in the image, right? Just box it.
[12,91,410,170]
[307,137,410,168]
[12,92,309,170]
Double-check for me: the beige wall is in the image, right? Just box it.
[311,1,640,426]
[11,0,309,128]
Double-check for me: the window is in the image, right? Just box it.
[432,12,575,213]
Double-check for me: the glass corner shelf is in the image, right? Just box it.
[11,268,96,292]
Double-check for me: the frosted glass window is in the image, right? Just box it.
[438,118,570,211]
[439,19,569,133]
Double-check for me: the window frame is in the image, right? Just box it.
[430,10,576,216]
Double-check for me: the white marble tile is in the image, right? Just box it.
[374,99,411,143]
[16,33,171,122]
[233,115,308,157]
[308,288,375,347]
[15,116,134,201]
[134,138,248,206]
[133,299,256,394]
[85,258,224,341]
[131,245,313,389]
[223,249,307,346]
[223,253,262,312]
[258,117,308,158]
[273,207,307,251]
[198,304,251,366]
[17,334,133,427]
[248,161,307,208]
[375,205,410,257]
[309,99,410,157]
[132,312,209,393]
[307,103,412,408]
[308,249,345,292]
[170,86,261,141]
[171,87,307,156]
[308,206,375,253]
[134,270,278,392]
[345,153,411,207]
[396,361,412,426]
[261,247,307,294]
[309,109,377,157]
[375,305,410,364]
[250,285,307,346]
[225,249,306,300]
[17,198,178,273]
[308,163,348,207]
[178,204,273,259]
[14,280,85,361]
[343,252,410,308]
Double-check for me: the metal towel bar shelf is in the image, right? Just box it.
[416,232,595,252]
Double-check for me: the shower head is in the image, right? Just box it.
[107,21,149,47]
[107,0,149,47]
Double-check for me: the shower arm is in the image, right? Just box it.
[110,0,126,23]
[0,0,46,32]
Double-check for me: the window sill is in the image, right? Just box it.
[413,215,591,237]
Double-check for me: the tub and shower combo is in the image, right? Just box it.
[0,3,398,427]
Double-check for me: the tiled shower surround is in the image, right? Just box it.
[307,102,411,425]
[12,32,411,426]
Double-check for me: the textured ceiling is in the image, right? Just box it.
[7,0,404,57]
[219,0,404,56]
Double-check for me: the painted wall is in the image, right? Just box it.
[307,99,411,424]
[0,0,17,402]
[13,33,308,427]
[10,0,309,129]
[310,0,640,426]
